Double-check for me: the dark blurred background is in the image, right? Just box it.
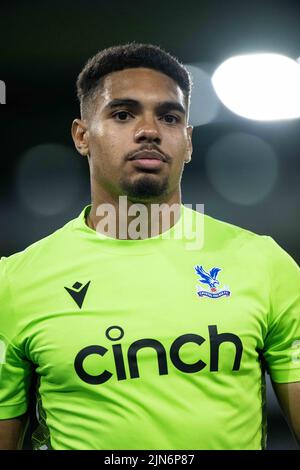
[1,0,299,450]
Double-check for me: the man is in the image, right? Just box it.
[0,43,299,450]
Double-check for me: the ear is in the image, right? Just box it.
[185,125,193,163]
[71,119,90,157]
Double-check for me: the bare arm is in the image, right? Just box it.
[0,414,28,450]
[272,381,300,446]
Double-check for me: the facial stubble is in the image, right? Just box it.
[119,172,169,202]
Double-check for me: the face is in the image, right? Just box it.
[72,67,193,203]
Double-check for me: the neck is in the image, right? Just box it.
[87,186,182,240]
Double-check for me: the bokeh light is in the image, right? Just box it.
[205,133,278,205]
[16,143,86,216]
[212,53,300,120]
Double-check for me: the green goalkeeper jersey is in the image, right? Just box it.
[0,204,299,450]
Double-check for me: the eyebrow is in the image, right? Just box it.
[105,98,186,115]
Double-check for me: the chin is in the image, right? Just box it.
[120,174,169,202]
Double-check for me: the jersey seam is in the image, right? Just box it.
[2,258,24,356]
[262,236,273,336]
[265,236,299,329]
[269,366,300,371]
[0,400,28,407]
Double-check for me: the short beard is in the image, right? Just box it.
[120,174,169,202]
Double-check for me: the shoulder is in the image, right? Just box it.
[199,208,271,252]
[188,206,298,268]
[0,217,76,279]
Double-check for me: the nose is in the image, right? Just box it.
[134,116,161,145]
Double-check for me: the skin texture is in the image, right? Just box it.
[272,381,300,445]
[71,67,193,238]
[0,415,28,450]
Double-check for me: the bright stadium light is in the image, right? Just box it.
[211,53,300,120]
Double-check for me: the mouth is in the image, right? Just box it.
[128,150,166,171]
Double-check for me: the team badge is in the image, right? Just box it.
[194,265,231,299]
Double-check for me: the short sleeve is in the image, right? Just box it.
[0,257,32,419]
[263,237,300,383]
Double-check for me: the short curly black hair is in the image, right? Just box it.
[76,42,192,119]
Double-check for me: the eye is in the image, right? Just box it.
[113,111,133,121]
[161,114,180,124]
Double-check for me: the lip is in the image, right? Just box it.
[129,151,166,170]
[130,151,166,162]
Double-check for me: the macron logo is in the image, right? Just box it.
[65,281,91,309]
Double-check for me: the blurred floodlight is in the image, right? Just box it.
[205,133,278,205]
[16,143,85,216]
[212,53,300,120]
[185,64,220,126]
